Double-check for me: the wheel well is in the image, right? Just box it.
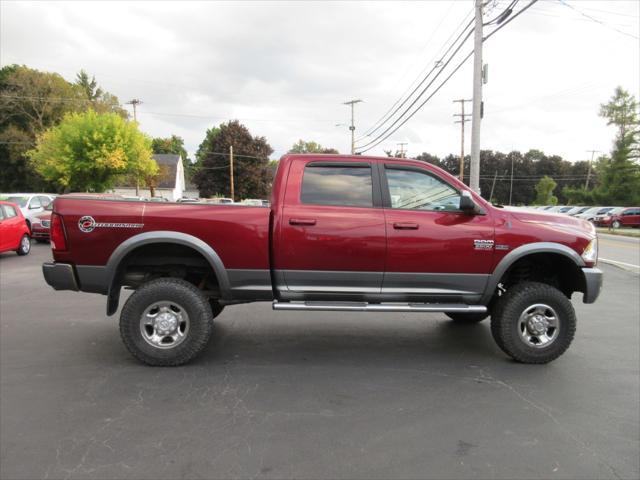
[498,253,586,299]
[113,243,220,296]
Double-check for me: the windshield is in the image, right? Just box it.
[6,196,28,207]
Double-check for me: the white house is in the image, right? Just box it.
[111,154,199,201]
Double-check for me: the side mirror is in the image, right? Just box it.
[459,191,476,213]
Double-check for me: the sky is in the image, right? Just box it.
[1,0,638,163]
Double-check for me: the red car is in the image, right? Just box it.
[0,201,31,255]
[596,207,640,229]
[43,154,602,366]
[31,204,52,243]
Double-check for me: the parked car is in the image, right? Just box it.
[43,154,602,366]
[556,206,574,214]
[0,201,31,256]
[595,207,640,228]
[31,203,52,243]
[177,197,200,203]
[149,196,169,202]
[567,206,591,216]
[0,193,55,231]
[574,206,616,222]
[240,199,267,207]
[591,207,624,224]
[206,197,234,204]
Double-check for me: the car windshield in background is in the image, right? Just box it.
[6,196,28,207]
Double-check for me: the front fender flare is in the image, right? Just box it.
[480,242,585,305]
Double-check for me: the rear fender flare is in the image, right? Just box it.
[481,242,585,304]
[105,231,231,315]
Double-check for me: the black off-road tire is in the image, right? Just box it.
[446,312,488,323]
[491,282,576,364]
[120,278,213,366]
[16,234,31,256]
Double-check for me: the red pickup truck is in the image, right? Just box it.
[43,155,602,366]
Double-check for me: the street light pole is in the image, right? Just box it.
[343,99,363,154]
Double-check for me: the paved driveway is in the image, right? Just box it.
[1,244,638,479]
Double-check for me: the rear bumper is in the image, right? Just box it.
[42,262,78,291]
[582,267,603,304]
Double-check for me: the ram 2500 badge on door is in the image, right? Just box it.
[43,155,603,366]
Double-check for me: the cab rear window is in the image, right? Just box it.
[301,165,373,207]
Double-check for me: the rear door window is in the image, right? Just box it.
[3,205,17,218]
[301,165,373,207]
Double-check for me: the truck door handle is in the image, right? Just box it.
[393,222,419,230]
[289,218,317,226]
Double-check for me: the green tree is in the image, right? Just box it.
[590,87,640,205]
[28,110,157,192]
[151,134,188,160]
[74,69,128,118]
[193,121,272,199]
[534,175,558,205]
[289,139,338,154]
[0,65,128,191]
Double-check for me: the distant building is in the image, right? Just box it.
[111,154,199,201]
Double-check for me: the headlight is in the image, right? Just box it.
[582,238,598,265]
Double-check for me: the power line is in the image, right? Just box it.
[356,6,475,142]
[356,0,538,155]
[356,24,476,152]
[557,0,639,40]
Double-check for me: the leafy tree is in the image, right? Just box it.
[28,110,157,193]
[289,139,338,154]
[589,87,640,205]
[74,69,128,118]
[534,176,558,205]
[0,65,127,191]
[193,120,273,200]
[152,134,188,160]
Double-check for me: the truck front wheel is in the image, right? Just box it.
[120,278,214,366]
[491,282,576,364]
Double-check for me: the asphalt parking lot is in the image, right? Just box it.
[1,243,639,480]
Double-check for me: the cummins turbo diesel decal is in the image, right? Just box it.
[78,216,144,233]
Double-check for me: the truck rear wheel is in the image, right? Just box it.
[446,312,488,323]
[119,278,214,366]
[491,282,576,364]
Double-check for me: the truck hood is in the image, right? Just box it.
[509,210,596,238]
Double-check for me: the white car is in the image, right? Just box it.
[0,193,55,231]
[574,206,617,222]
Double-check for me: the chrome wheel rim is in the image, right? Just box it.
[518,303,559,348]
[21,236,30,253]
[140,301,189,349]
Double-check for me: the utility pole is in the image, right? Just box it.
[469,0,484,194]
[343,99,363,154]
[397,142,408,158]
[126,99,143,195]
[126,98,143,122]
[229,145,235,202]
[453,99,472,182]
[585,150,600,189]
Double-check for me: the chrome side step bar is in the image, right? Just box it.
[272,301,486,313]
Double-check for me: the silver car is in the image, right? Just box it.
[0,193,55,231]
